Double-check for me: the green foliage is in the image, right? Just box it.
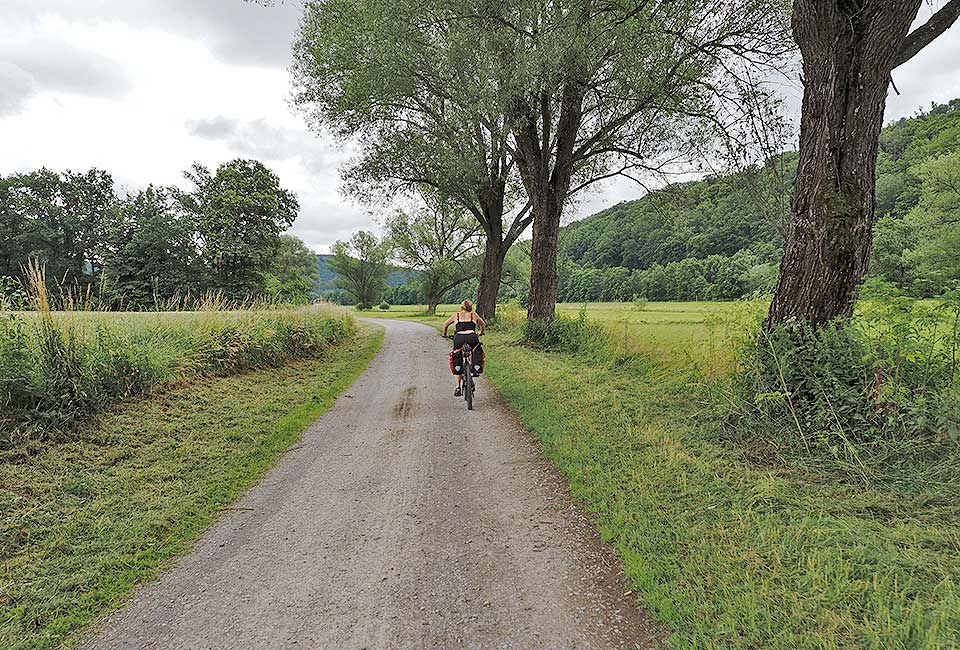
[0,167,117,288]
[562,167,788,271]
[263,234,321,304]
[0,276,29,310]
[728,298,960,480]
[562,99,960,300]
[519,308,613,361]
[381,281,421,305]
[180,159,299,298]
[559,248,775,302]
[0,160,303,309]
[385,199,480,308]
[102,185,199,309]
[0,307,355,448]
[328,231,392,310]
[378,301,391,310]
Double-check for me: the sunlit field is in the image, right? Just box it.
[358,298,958,377]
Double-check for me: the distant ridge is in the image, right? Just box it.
[315,254,418,292]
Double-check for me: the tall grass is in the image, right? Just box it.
[721,296,960,485]
[1,263,355,448]
[513,298,960,486]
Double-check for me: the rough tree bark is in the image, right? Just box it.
[513,78,585,323]
[476,234,506,321]
[472,177,530,321]
[526,193,565,322]
[767,0,960,328]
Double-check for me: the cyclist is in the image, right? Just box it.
[442,299,485,396]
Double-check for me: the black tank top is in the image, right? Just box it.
[455,313,475,332]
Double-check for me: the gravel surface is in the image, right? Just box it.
[82,319,662,650]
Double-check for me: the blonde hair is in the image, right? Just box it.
[461,299,473,312]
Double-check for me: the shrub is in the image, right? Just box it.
[519,307,612,360]
[727,299,960,478]
[0,276,29,311]
[631,293,648,311]
[378,301,391,310]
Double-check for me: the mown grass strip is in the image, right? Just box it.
[0,326,383,650]
[484,331,959,649]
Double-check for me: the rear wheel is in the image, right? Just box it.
[464,352,473,411]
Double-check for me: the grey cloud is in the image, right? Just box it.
[288,198,376,251]
[229,118,303,159]
[9,0,303,69]
[0,40,132,102]
[886,32,960,120]
[186,116,240,140]
[0,62,36,116]
[186,115,348,175]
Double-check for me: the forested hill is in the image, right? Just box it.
[314,255,417,292]
[558,97,960,302]
[562,162,789,270]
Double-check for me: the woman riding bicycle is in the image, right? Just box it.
[442,300,485,396]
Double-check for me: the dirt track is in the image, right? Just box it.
[83,319,660,650]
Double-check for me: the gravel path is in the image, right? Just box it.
[83,319,661,650]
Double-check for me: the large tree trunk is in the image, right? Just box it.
[766,1,924,328]
[515,72,584,324]
[426,295,439,315]
[476,233,506,321]
[527,193,563,321]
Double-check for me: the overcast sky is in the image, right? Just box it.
[1,1,959,253]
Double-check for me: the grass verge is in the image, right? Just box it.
[1,305,355,445]
[484,330,959,649]
[0,325,383,650]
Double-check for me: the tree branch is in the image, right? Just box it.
[894,0,960,69]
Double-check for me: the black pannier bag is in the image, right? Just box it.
[449,348,464,375]
[471,344,485,375]
[449,344,485,375]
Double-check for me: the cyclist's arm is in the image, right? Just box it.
[475,314,486,335]
[441,314,455,337]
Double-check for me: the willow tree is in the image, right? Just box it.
[766,0,960,327]
[386,197,481,315]
[453,0,790,321]
[291,0,530,319]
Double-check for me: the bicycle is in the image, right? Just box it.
[447,334,481,411]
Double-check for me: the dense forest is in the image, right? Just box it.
[555,98,960,302]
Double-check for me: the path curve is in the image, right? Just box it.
[83,319,660,650]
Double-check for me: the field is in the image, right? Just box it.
[1,305,357,445]
[360,300,759,372]
[0,307,383,649]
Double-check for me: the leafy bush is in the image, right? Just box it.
[727,297,960,479]
[378,301,391,310]
[631,293,648,311]
[0,276,29,311]
[519,307,612,360]
[0,307,355,448]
